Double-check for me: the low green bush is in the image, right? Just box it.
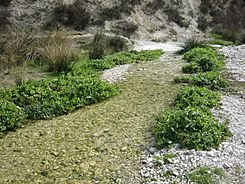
[182,62,200,73]
[175,86,221,109]
[0,99,26,132]
[0,49,163,132]
[174,76,191,83]
[191,72,229,90]
[8,74,117,120]
[174,72,229,90]
[183,47,220,63]
[182,48,224,73]
[88,49,164,71]
[154,107,231,150]
[182,56,224,73]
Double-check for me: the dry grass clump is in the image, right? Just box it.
[38,31,77,73]
[0,29,77,73]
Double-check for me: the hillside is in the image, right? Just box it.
[1,0,245,41]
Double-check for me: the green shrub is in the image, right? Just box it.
[182,48,224,73]
[183,48,220,63]
[174,76,191,83]
[182,62,200,73]
[154,107,231,150]
[174,72,229,90]
[175,86,221,109]
[8,74,117,119]
[191,72,229,90]
[0,99,26,132]
[88,49,164,71]
[182,56,224,73]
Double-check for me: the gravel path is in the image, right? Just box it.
[140,45,245,183]
[101,64,130,83]
[101,41,182,84]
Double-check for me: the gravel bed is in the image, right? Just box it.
[140,45,245,183]
[101,64,131,83]
[221,45,245,82]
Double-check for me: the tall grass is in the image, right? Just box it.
[39,31,77,73]
[0,29,77,73]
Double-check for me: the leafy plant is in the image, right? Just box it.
[175,86,221,109]
[8,74,118,120]
[191,72,229,90]
[154,153,176,166]
[182,62,200,73]
[88,49,164,71]
[183,48,221,63]
[0,99,26,132]
[186,166,225,184]
[174,76,191,83]
[154,106,231,150]
[174,72,229,91]
[182,48,224,73]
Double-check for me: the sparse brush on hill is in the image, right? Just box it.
[47,0,90,30]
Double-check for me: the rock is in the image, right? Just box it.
[148,147,156,154]
[90,161,97,166]
[223,163,231,169]
[121,147,127,151]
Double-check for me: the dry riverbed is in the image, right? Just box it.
[0,53,184,183]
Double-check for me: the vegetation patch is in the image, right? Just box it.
[88,49,164,71]
[175,86,221,109]
[207,33,234,46]
[182,48,225,73]
[186,166,225,184]
[154,153,176,166]
[0,99,26,132]
[154,45,231,151]
[0,49,163,132]
[154,107,231,150]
